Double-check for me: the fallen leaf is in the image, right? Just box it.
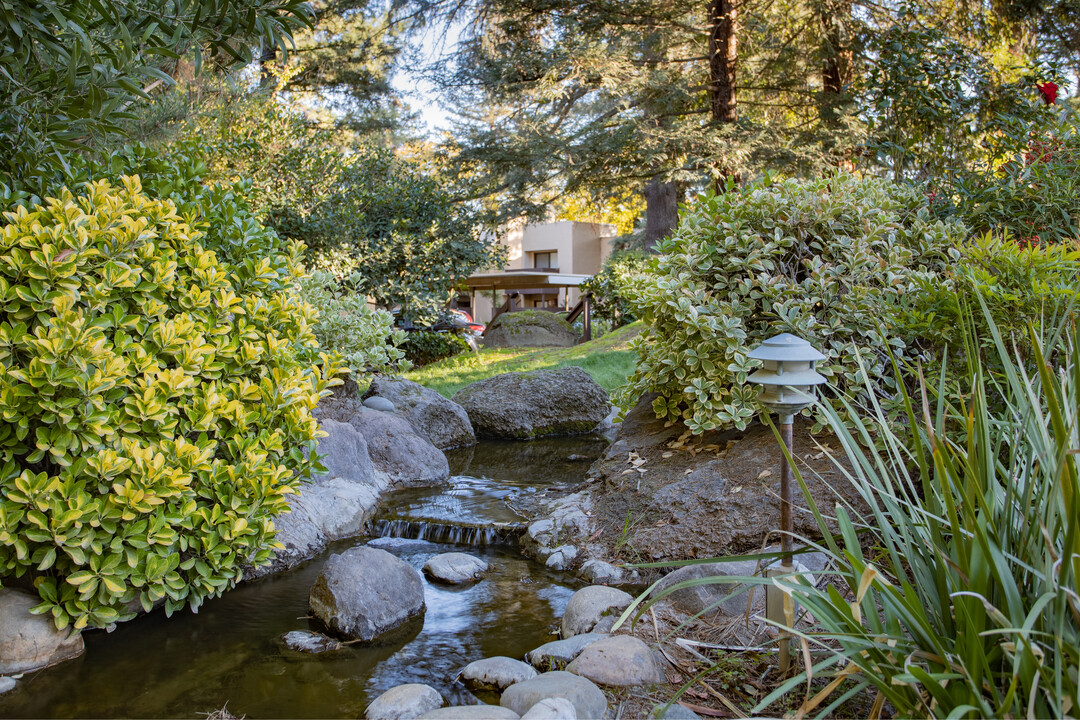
[757,470,773,480]
[684,469,694,475]
[661,451,674,458]
[732,485,742,493]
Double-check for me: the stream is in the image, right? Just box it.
[0,436,608,719]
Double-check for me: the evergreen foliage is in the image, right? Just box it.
[0,177,341,630]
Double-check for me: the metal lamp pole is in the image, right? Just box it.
[746,333,826,675]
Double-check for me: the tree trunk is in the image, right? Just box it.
[709,0,738,124]
[643,178,679,249]
[708,0,738,192]
[819,0,852,123]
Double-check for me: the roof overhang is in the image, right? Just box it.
[463,271,592,290]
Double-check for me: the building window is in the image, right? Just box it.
[532,251,558,269]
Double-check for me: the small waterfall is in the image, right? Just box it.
[373,519,524,547]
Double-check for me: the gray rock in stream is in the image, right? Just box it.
[560,586,633,638]
[565,635,667,687]
[281,630,342,654]
[460,656,538,692]
[418,706,520,720]
[423,553,489,585]
[364,377,476,450]
[0,589,84,674]
[309,547,425,644]
[525,633,609,671]
[365,684,444,720]
[500,671,606,720]
[520,698,577,720]
[348,407,450,486]
[453,368,610,440]
[0,676,17,695]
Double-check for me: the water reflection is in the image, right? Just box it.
[0,436,608,719]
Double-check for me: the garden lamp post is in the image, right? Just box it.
[746,332,826,674]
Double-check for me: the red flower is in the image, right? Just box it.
[1037,82,1058,105]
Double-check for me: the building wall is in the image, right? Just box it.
[469,220,616,324]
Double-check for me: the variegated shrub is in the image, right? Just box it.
[0,176,342,630]
[618,174,967,432]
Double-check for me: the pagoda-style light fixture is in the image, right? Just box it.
[747,332,826,675]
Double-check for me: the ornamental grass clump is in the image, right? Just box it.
[619,173,967,432]
[759,306,1080,718]
[0,177,342,631]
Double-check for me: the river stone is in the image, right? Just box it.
[650,704,701,719]
[525,633,609,671]
[363,378,476,450]
[281,630,342,654]
[417,706,520,720]
[520,698,577,720]
[0,676,17,694]
[544,545,577,571]
[483,311,577,349]
[348,407,450,486]
[453,368,610,440]
[309,546,425,643]
[0,589,84,674]
[249,419,388,579]
[650,556,817,619]
[500,671,606,720]
[363,396,397,413]
[561,586,633,638]
[460,656,538,692]
[365,684,443,720]
[423,553,489,585]
[565,635,667,687]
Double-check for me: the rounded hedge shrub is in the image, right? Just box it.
[0,177,342,630]
[399,330,471,367]
[619,174,967,432]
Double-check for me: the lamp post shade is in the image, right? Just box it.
[747,333,827,419]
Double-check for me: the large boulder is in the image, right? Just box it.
[348,408,450,486]
[483,311,578,349]
[366,684,443,720]
[248,419,388,579]
[418,707,520,720]
[561,586,633,638]
[500,671,607,720]
[453,368,610,440]
[363,378,476,450]
[0,589,85,674]
[309,547,426,644]
[565,635,667,687]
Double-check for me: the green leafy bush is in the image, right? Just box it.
[0,177,341,630]
[619,174,966,432]
[938,121,1080,245]
[901,232,1080,371]
[579,249,651,328]
[399,331,472,367]
[296,271,408,375]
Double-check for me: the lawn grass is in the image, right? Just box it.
[404,322,643,398]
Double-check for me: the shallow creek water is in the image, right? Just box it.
[0,436,608,719]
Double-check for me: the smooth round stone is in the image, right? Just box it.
[560,586,633,637]
[0,589,84,674]
[649,703,701,719]
[417,705,520,719]
[0,677,16,694]
[565,635,667,687]
[525,634,609,671]
[460,656,537,692]
[520,697,577,719]
[500,671,606,720]
[363,396,397,413]
[281,630,342,654]
[423,553,490,585]
[365,684,443,720]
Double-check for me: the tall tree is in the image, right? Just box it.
[428,0,861,246]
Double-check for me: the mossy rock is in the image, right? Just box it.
[484,310,577,348]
